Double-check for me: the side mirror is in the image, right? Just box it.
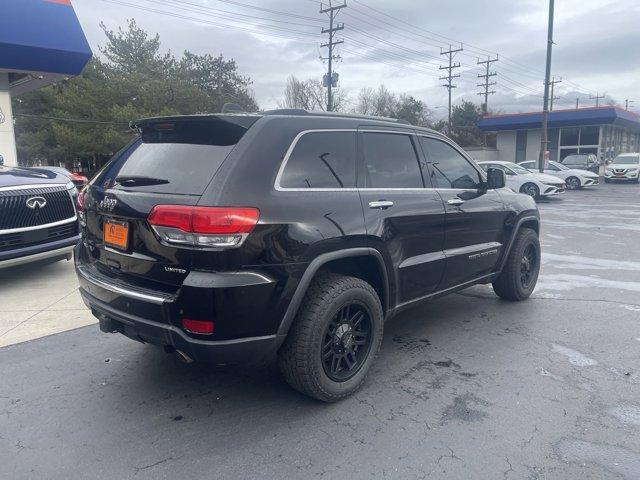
[486,168,506,189]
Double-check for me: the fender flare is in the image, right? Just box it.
[495,214,540,273]
[275,247,389,342]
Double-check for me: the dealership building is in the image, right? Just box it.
[0,0,91,167]
[474,106,640,164]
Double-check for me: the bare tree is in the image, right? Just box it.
[279,75,347,111]
[353,85,433,126]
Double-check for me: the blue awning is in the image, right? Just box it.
[0,0,92,94]
[478,107,640,132]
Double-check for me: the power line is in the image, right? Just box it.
[320,1,346,112]
[98,0,321,42]
[589,92,605,107]
[549,76,562,111]
[344,0,599,99]
[439,45,463,132]
[477,56,498,114]
[152,0,322,29]
[210,0,325,23]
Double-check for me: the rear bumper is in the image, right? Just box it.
[80,287,279,364]
[75,244,286,364]
[0,235,79,269]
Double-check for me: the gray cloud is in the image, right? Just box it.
[73,0,640,115]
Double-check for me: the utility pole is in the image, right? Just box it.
[575,97,580,109]
[625,99,635,110]
[549,76,562,111]
[538,0,554,173]
[589,92,604,107]
[477,55,498,114]
[439,44,463,133]
[320,1,345,112]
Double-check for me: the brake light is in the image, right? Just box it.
[181,318,215,335]
[148,205,260,248]
[76,190,86,212]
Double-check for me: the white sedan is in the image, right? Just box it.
[478,161,566,199]
[519,160,600,189]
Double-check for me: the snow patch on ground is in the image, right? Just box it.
[536,274,640,293]
[552,344,598,367]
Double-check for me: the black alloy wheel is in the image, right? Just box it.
[520,244,538,289]
[321,303,372,382]
[492,227,540,301]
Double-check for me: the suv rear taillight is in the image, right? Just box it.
[147,205,260,248]
[76,190,86,212]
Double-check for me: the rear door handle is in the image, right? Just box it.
[447,198,465,206]
[369,200,394,209]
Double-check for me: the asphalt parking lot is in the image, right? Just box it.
[2,183,640,479]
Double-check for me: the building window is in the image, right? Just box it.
[515,130,527,163]
[559,126,600,161]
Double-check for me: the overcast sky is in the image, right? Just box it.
[73,0,640,117]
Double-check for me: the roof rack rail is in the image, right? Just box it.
[261,109,411,125]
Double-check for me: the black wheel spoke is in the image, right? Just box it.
[331,355,341,374]
[321,303,373,382]
[350,310,364,328]
[344,352,355,369]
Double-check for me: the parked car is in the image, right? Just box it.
[604,153,640,183]
[0,165,80,269]
[30,166,88,188]
[560,153,600,173]
[75,110,541,402]
[478,161,566,199]
[518,160,599,189]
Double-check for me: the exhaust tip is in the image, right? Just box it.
[175,349,194,364]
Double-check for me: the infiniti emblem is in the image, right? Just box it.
[26,196,47,209]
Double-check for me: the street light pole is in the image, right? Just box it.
[538,0,554,173]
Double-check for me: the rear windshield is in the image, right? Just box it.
[99,118,254,195]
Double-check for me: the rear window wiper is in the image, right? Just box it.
[115,175,170,186]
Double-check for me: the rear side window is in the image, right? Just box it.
[362,133,423,188]
[420,137,481,189]
[103,118,252,195]
[279,131,356,189]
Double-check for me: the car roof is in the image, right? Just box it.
[133,109,443,136]
[478,160,514,165]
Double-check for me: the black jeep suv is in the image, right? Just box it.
[75,110,540,401]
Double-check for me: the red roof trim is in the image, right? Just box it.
[44,0,72,5]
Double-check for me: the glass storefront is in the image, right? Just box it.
[600,126,640,162]
[558,126,600,161]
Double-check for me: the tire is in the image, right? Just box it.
[492,227,541,301]
[520,183,540,199]
[278,273,384,402]
[566,176,581,190]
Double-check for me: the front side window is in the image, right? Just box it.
[421,137,481,189]
[361,133,423,188]
[506,163,531,175]
[519,161,535,170]
[279,131,357,188]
